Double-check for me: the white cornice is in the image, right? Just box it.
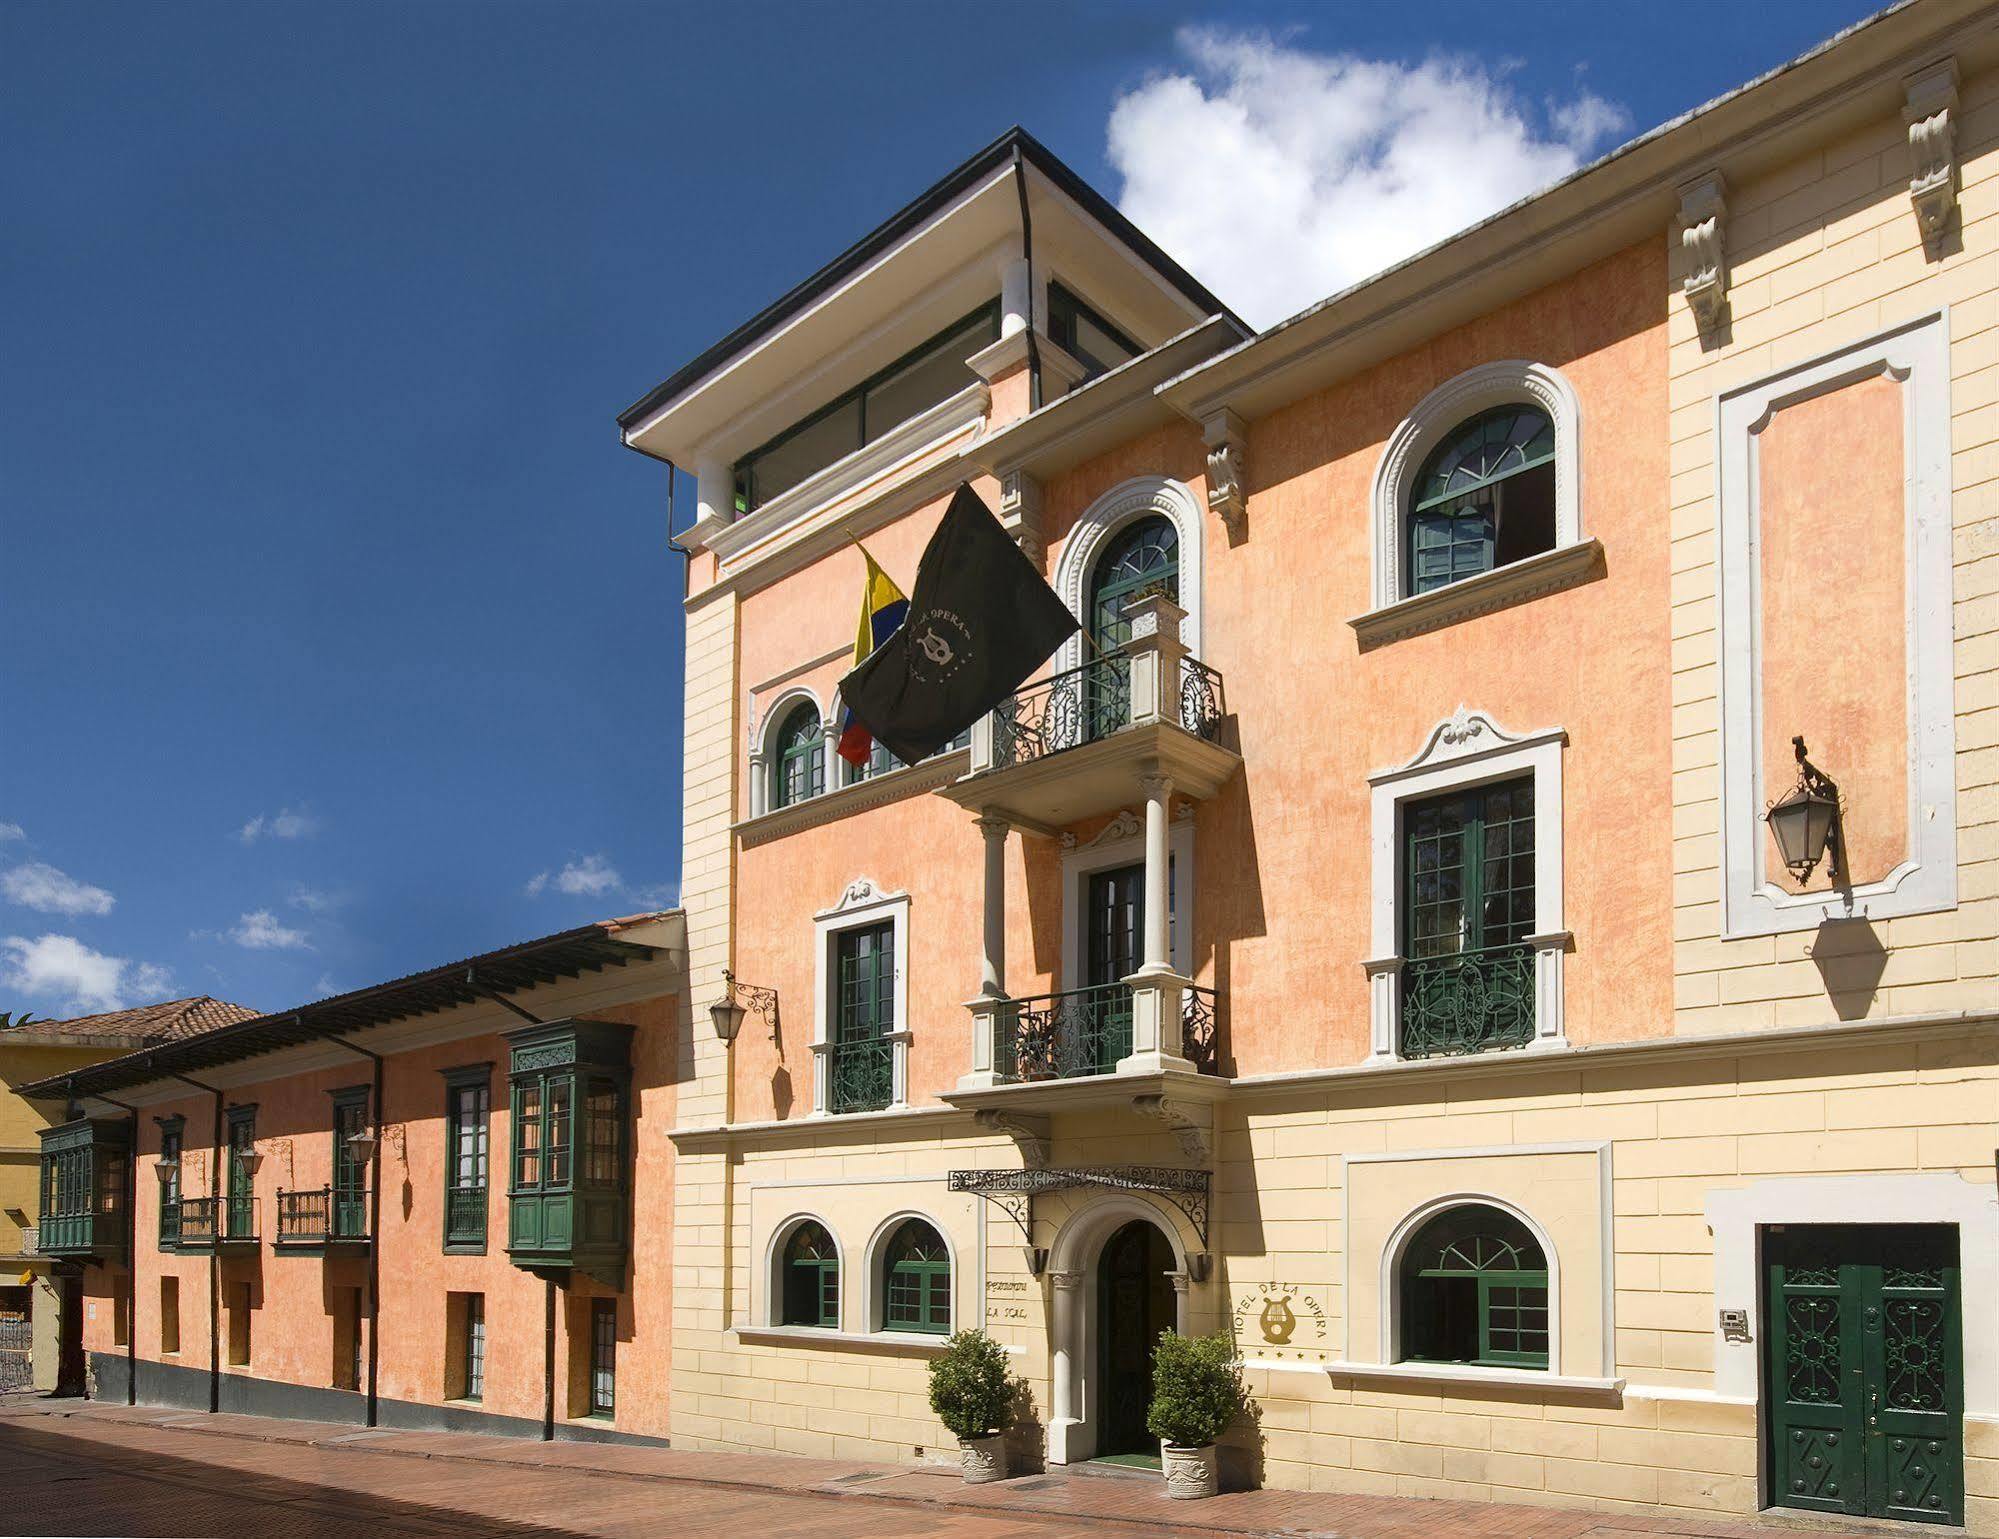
[733,750,969,847]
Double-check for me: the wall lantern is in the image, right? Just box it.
[1765,735,1845,885]
[709,969,779,1044]
[153,1156,178,1185]
[344,1129,380,1164]
[236,1148,264,1177]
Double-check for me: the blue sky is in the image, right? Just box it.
[1,0,1880,1018]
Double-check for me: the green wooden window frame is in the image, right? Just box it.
[156,1117,184,1248]
[462,1293,486,1401]
[1399,1204,1549,1370]
[771,703,825,809]
[1087,515,1179,654]
[330,1088,369,1242]
[502,1020,633,1276]
[1047,280,1141,381]
[880,1218,950,1334]
[442,1065,492,1253]
[1406,404,1556,595]
[781,1221,839,1328]
[225,1105,257,1240]
[588,1298,617,1417]
[733,301,1000,514]
[829,921,895,1115]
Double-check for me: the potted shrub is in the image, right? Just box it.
[927,1329,1016,1483]
[1146,1330,1247,1500]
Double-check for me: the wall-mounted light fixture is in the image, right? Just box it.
[1765,735,1846,886]
[709,969,779,1044]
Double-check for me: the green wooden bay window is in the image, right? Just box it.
[504,1019,632,1280]
[880,1219,950,1334]
[443,1065,491,1252]
[781,1221,839,1328]
[1400,775,1536,1059]
[36,1119,130,1260]
[1400,1204,1549,1370]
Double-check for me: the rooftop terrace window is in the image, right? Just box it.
[1047,281,1140,383]
[733,301,999,515]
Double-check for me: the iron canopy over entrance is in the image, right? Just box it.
[947,1164,1211,1269]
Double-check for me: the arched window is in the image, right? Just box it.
[842,737,901,786]
[781,1220,839,1327]
[1407,404,1556,595]
[879,1218,950,1334]
[1087,515,1178,653]
[1399,1203,1548,1369]
[770,703,824,809]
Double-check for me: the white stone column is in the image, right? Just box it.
[1120,770,1194,1075]
[1047,1270,1085,1464]
[1363,955,1402,1061]
[958,812,1011,1090]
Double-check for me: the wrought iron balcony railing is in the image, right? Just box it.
[829,1036,894,1115]
[445,1185,487,1249]
[276,1187,369,1246]
[177,1195,259,1246]
[990,982,1220,1081]
[988,653,1225,771]
[1398,941,1537,1059]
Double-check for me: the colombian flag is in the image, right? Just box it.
[836,548,909,766]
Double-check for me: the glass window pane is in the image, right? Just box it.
[742,398,861,508]
[863,313,990,436]
[546,1079,571,1187]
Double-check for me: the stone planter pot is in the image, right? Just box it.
[959,1433,1009,1484]
[1161,1442,1218,1500]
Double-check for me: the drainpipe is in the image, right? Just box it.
[303,1021,383,1429]
[1011,142,1042,412]
[542,1278,556,1441]
[172,1073,223,1415]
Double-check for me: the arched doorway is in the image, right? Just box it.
[1094,1219,1175,1459]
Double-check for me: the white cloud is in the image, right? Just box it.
[238,807,319,844]
[1,862,116,917]
[314,973,341,998]
[523,870,550,897]
[1107,29,1631,327]
[0,823,23,842]
[524,854,625,899]
[229,909,311,950]
[288,885,337,913]
[1,933,172,1014]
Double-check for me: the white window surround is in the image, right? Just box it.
[1059,810,1194,987]
[811,878,912,1115]
[1048,474,1204,675]
[1715,310,1957,938]
[1356,360,1592,643]
[1365,708,1569,1061]
[1706,1173,1997,1413]
[859,1209,958,1336]
[763,1211,842,1331]
[748,686,831,819]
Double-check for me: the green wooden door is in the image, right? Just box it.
[1765,1225,1962,1525]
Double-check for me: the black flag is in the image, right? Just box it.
[839,483,1079,765]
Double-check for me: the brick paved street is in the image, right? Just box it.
[0,1397,1854,1539]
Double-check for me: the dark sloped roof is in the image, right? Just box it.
[0,996,258,1047]
[18,914,677,1103]
[617,126,1243,432]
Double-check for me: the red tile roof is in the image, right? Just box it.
[0,995,259,1047]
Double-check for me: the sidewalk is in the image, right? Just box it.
[0,1394,1851,1539]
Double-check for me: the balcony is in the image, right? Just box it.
[1398,942,1537,1059]
[939,591,1239,831]
[827,1036,894,1115]
[989,982,1219,1081]
[36,1118,130,1262]
[274,1187,370,1250]
[177,1195,258,1248]
[445,1185,488,1251]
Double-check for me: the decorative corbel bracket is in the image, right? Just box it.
[1131,1093,1211,1163]
[1202,409,1247,546]
[998,470,1047,565]
[1904,59,1959,255]
[1677,173,1729,334]
[974,1107,1051,1169]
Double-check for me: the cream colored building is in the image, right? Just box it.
[624,3,1998,1528]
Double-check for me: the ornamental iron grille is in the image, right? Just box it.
[1398,1204,1549,1369]
[990,983,1220,1080]
[444,1073,490,1250]
[1408,404,1557,594]
[829,922,895,1113]
[1400,775,1536,1059]
[881,1218,951,1334]
[1765,1224,1963,1525]
[946,1165,1211,1251]
[782,1221,839,1327]
[989,654,1227,771]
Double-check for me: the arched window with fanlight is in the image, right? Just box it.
[770,703,825,809]
[1407,404,1557,596]
[1087,516,1179,652]
[1398,1203,1549,1369]
[780,1220,839,1327]
[879,1218,951,1334]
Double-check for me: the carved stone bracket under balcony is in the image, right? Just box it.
[1202,409,1247,546]
[1904,59,1959,254]
[1676,173,1729,335]
[1131,1093,1211,1162]
[999,470,1047,564]
[974,1108,1051,1168]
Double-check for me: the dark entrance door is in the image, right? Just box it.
[1095,1219,1174,1458]
[1765,1224,1962,1525]
[1080,866,1142,1074]
[55,1272,84,1394]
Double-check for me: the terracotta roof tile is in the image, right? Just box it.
[0,995,259,1047]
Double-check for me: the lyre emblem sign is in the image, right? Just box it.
[1259,1293,1296,1345]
